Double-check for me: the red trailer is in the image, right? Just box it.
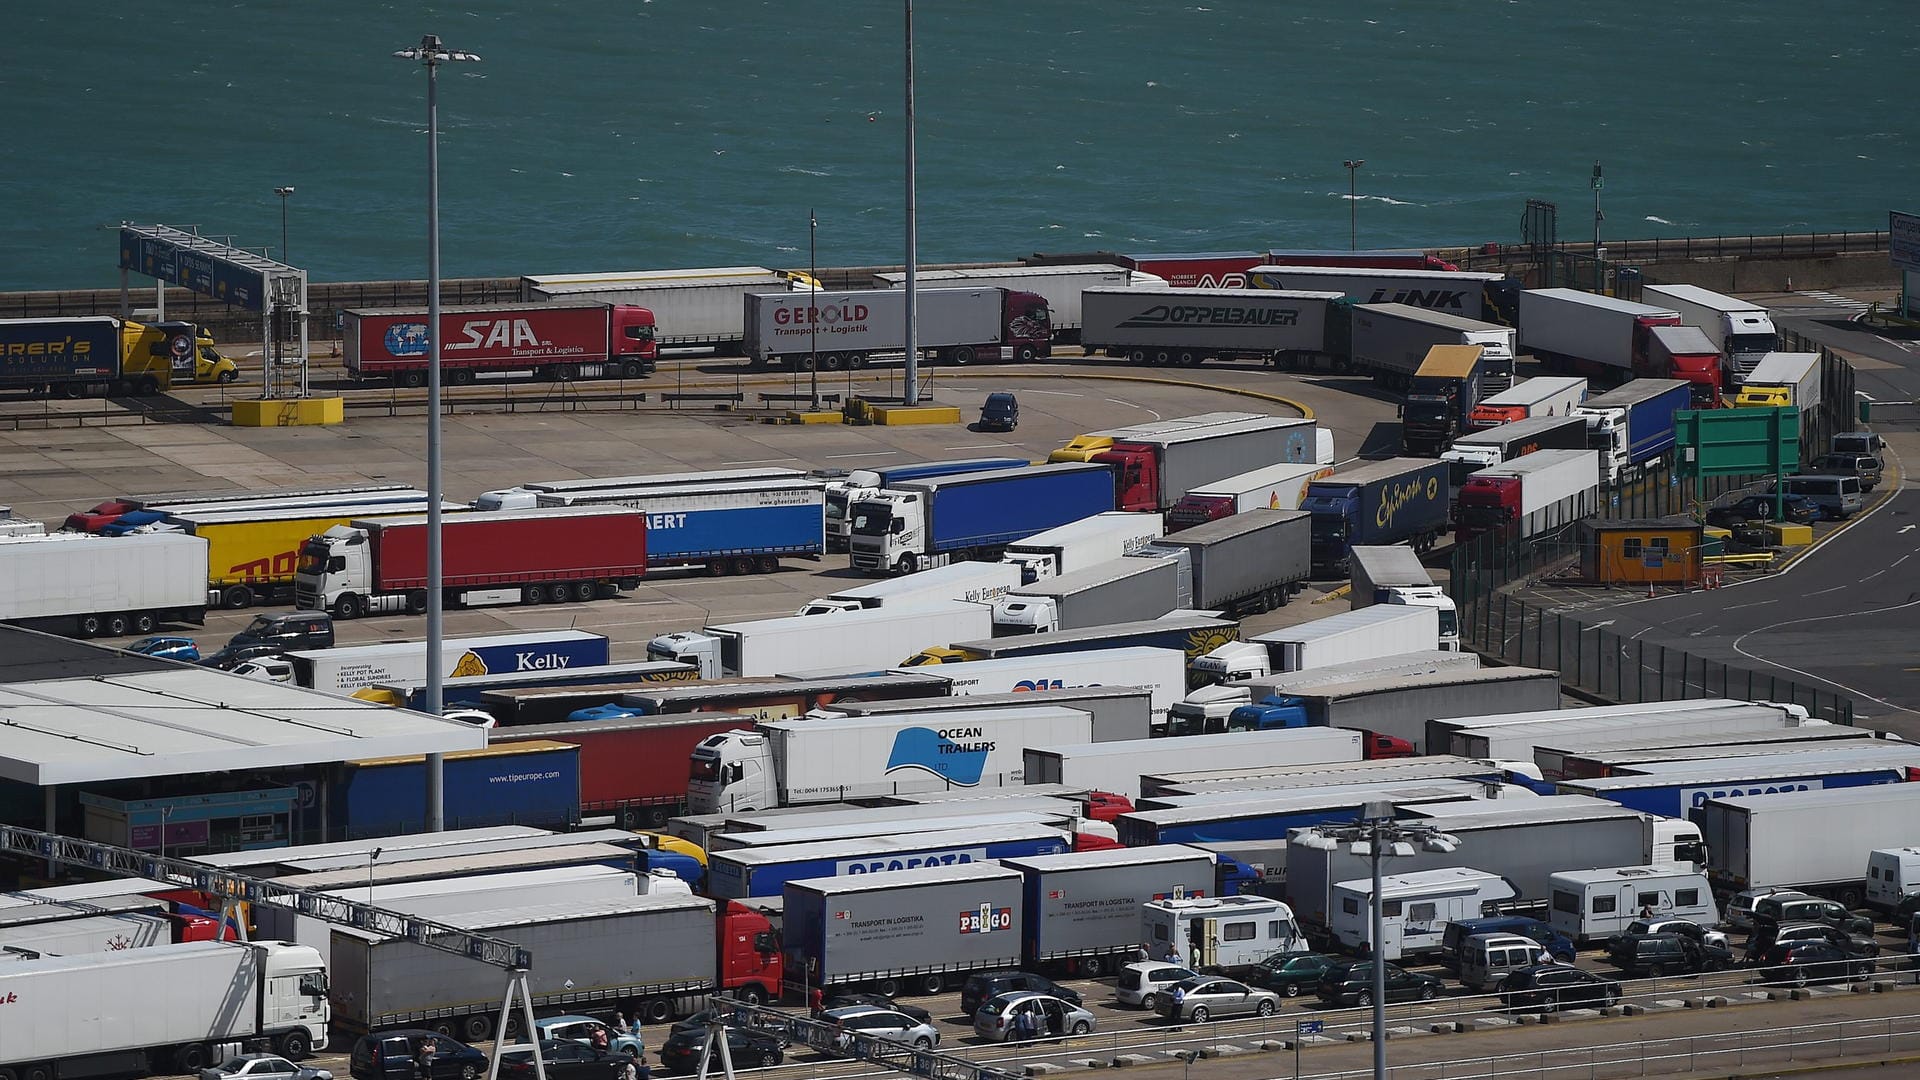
[343,302,657,386]
[294,506,647,618]
[1118,252,1265,290]
[489,713,759,825]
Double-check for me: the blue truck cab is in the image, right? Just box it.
[1225,696,1312,731]
[1303,457,1450,578]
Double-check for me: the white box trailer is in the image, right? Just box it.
[1188,605,1439,686]
[1735,351,1823,410]
[519,266,804,350]
[889,646,1186,731]
[1246,265,1506,319]
[1080,287,1346,366]
[1697,783,1920,906]
[816,683,1155,745]
[1001,511,1167,583]
[284,628,609,694]
[0,532,208,637]
[652,600,994,678]
[1453,448,1601,543]
[1024,727,1366,799]
[1518,289,1680,372]
[1641,283,1778,384]
[1347,302,1519,389]
[1166,460,1335,530]
[1467,375,1589,429]
[1329,867,1518,961]
[798,559,1021,615]
[1423,699,1801,759]
[1446,702,1823,762]
[992,556,1179,633]
[743,287,1049,369]
[0,909,173,958]
[873,264,1146,338]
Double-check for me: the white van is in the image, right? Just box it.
[1140,894,1301,974]
[1547,865,1719,944]
[1783,474,1865,519]
[1458,932,1558,992]
[1866,848,1920,912]
[1329,867,1518,962]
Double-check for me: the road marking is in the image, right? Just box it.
[1900,525,1915,535]
[1724,599,1777,610]
[722,458,791,465]
[1731,597,1920,716]
[1806,585,1848,596]
[824,451,898,459]
[1897,553,1914,567]
[1796,289,1872,311]
[942,443,1020,451]
[1018,389,1084,397]
[1104,397,1142,407]
[1581,620,1615,631]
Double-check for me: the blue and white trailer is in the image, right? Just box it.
[1556,747,1920,818]
[706,822,1071,899]
[536,477,825,574]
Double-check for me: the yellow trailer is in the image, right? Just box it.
[175,501,462,608]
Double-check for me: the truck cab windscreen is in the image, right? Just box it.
[296,543,334,574]
[1310,516,1347,547]
[1437,609,1459,640]
[1404,401,1449,425]
[850,506,893,536]
[690,754,722,782]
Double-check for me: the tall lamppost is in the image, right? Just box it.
[394,34,480,832]
[1343,160,1365,250]
[902,0,919,406]
[809,209,819,410]
[1591,161,1606,290]
[1295,802,1459,1080]
[274,186,294,366]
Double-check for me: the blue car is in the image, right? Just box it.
[127,635,200,662]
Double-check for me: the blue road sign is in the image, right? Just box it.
[1297,1020,1325,1035]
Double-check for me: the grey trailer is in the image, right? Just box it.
[783,863,1027,994]
[1002,846,1218,973]
[1136,509,1311,616]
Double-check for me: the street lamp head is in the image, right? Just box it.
[1294,832,1339,852]
[1344,158,1365,170]
[1361,799,1394,822]
[275,186,295,198]
[394,34,482,64]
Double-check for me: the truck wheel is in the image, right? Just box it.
[405,590,429,615]
[448,367,475,386]
[732,557,757,576]
[822,352,845,371]
[847,352,869,369]
[621,360,648,379]
[219,367,239,383]
[876,977,901,997]
[547,582,572,604]
[1178,351,1198,366]
[756,556,779,574]
[573,582,596,603]
[223,585,255,609]
[898,554,918,574]
[278,1030,313,1059]
[135,376,161,396]
[1153,350,1173,366]
[76,614,102,638]
[795,354,816,372]
[106,614,129,636]
[431,1021,457,1038]
[1128,349,1148,364]
[1,1065,20,1080]
[521,584,547,604]
[917,973,944,994]
[462,1014,494,1042]
[554,363,580,381]
[174,1044,209,1072]
[132,612,156,634]
[641,999,672,1023]
[401,371,426,389]
[707,559,732,578]
[334,593,364,620]
[951,346,976,366]
[1017,345,1038,362]
[1080,956,1105,976]
[22,1067,48,1080]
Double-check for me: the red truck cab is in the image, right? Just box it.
[1363,731,1416,759]
[720,900,783,1004]
[1167,493,1236,531]
[1467,403,1531,429]
[64,500,133,532]
[1453,474,1524,541]
[1091,441,1163,512]
[1084,791,1134,821]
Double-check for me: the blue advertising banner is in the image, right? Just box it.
[339,743,582,836]
[120,226,268,311]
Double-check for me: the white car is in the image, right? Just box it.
[1115,961,1197,1009]
[820,1005,941,1050]
[200,1056,329,1080]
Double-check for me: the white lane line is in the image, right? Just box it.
[824,451,898,459]
[943,444,1020,451]
[1019,389,1084,397]
[722,458,791,465]
[1806,585,1848,596]
[1724,600,1777,610]
[1731,597,1920,716]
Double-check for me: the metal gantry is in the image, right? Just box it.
[698,998,1024,1080]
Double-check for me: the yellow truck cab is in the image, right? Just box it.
[1732,383,1791,409]
[124,321,239,385]
[899,645,969,665]
[1048,434,1117,463]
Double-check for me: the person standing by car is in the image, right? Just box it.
[415,1039,438,1080]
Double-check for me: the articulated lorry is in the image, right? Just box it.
[743,287,1051,369]
[331,742,583,836]
[1302,459,1451,577]
[1245,265,1516,325]
[888,647,1181,734]
[1005,846,1219,974]
[1641,283,1779,387]
[1422,699,1811,762]
[1696,783,1920,909]
[1467,376,1588,429]
[849,462,1116,575]
[1093,416,1322,513]
[1000,511,1167,584]
[1348,544,1460,648]
[356,659,695,712]
[783,863,1028,996]
[67,484,421,533]
[554,671,952,725]
[1348,303,1518,392]
[0,532,207,638]
[1025,727,1371,799]
[1556,747,1920,818]
[1400,345,1489,456]
[1221,666,1560,751]
[992,556,1177,634]
[1541,726,1871,783]
[910,617,1239,684]
[1732,351,1823,411]
[824,458,1026,552]
[519,265,808,352]
[293,507,647,619]
[707,823,1071,899]
[799,559,1020,615]
[1115,779,1496,846]
[476,467,806,513]
[1519,289,1719,403]
[1170,649,1473,738]
[1167,461,1334,530]
[818,684,1154,746]
[1441,414,1590,490]
[0,316,235,397]
[1135,509,1311,617]
[647,600,993,678]
[1453,448,1601,543]
[1572,378,1691,485]
[343,302,658,385]
[536,477,825,575]
[173,499,460,610]
[1445,701,1826,764]
[1190,605,1441,686]
[874,264,1149,342]
[1048,411,1263,463]
[489,714,764,826]
[284,629,609,695]
[1646,327,1726,407]
[1079,287,1346,367]
[1138,755,1511,802]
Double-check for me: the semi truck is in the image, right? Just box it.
[1301,458,1450,577]
[0,532,207,638]
[647,600,993,678]
[1348,544,1461,648]
[477,466,806,513]
[707,823,1071,899]
[1420,700,1811,764]
[1696,784,1920,908]
[489,714,760,826]
[1024,728,1370,799]
[799,559,1020,615]
[888,647,1180,734]
[553,671,952,725]
[848,462,1116,576]
[330,894,783,1032]
[1732,351,1823,411]
[1170,650,1474,738]
[1189,605,1440,686]
[0,941,329,1075]
[1442,701,1823,763]
[824,458,1026,552]
[342,302,658,385]
[68,484,422,533]
[354,659,695,712]
[742,287,1051,369]
[1441,415,1590,489]
[333,742,581,836]
[1571,378,1692,485]
[536,477,825,575]
[1047,412,1264,464]
[1400,345,1489,456]
[293,507,646,619]
[1167,461,1334,530]
[992,556,1178,634]
[1114,780,1494,846]
[1003,846,1218,974]
[1555,748,1920,818]
[1453,448,1601,543]
[1467,376,1588,430]
[818,684,1155,746]
[1219,666,1561,751]
[1245,265,1516,324]
[1647,326,1727,407]
[1079,287,1346,367]
[1539,725,1868,783]
[783,863,1027,995]
[172,499,460,610]
[284,629,609,694]
[519,265,808,351]
[1348,303,1518,392]
[1138,756,1509,802]
[0,316,235,397]
[908,617,1238,675]
[1517,289,1719,402]
[1135,509,1311,616]
[999,511,1167,584]
[873,264,1150,342]
[1093,416,1321,513]
[1640,282,1779,387]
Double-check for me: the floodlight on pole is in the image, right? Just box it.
[393,33,480,832]
[1343,159,1365,250]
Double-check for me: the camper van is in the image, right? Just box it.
[1865,848,1920,913]
[1140,895,1301,974]
[1546,865,1719,944]
[1328,867,1518,962]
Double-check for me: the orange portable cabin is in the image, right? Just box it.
[1580,517,1703,587]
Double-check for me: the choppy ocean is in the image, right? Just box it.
[7,1,1915,290]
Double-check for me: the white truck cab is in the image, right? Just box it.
[846,491,928,575]
[687,729,772,814]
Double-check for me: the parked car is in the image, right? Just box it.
[1708,493,1819,527]
[1749,900,1873,959]
[1613,919,1729,951]
[819,1005,941,1050]
[1604,932,1732,976]
[960,970,1081,1017]
[1815,452,1883,492]
[1315,961,1444,1007]
[198,642,289,671]
[1747,923,1878,966]
[225,610,335,650]
[351,1032,489,1080]
[534,1015,644,1058]
[973,992,1097,1042]
[816,991,932,1026]
[1115,961,1197,1009]
[498,1042,626,1080]
[978,392,1020,432]
[1441,916,1576,966]
[1498,965,1621,1013]
[202,1055,331,1080]
[1725,887,1791,931]
[1152,976,1280,1023]
[129,634,201,662]
[1248,951,1340,997]
[658,1027,783,1074]
[1756,941,1878,986]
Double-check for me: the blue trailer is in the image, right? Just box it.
[1302,457,1451,577]
[0,316,123,393]
[1557,748,1920,818]
[372,660,696,712]
[1113,781,1490,845]
[334,741,582,837]
[1572,379,1690,485]
[534,477,824,573]
[706,822,1071,899]
[849,462,1116,575]
[826,457,1029,551]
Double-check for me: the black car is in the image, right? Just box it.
[199,642,292,671]
[978,392,1019,432]
[1756,941,1878,986]
[499,1042,625,1080]
[816,991,932,1026]
[350,1032,489,1080]
[1748,924,1879,967]
[1248,951,1340,997]
[1708,493,1820,527]
[960,971,1081,1018]
[658,1028,783,1074]
[1314,961,1443,1007]
[1748,909,1875,960]
[1605,933,1732,977]
[225,610,335,648]
[1499,965,1621,1013]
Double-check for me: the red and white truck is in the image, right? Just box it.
[293,506,646,619]
[742,287,1051,369]
[1466,375,1588,429]
[1095,416,1320,513]
[1454,448,1602,543]
[1517,289,1721,403]
[1167,460,1335,530]
[1646,326,1727,408]
[343,302,657,386]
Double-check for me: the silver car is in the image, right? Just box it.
[1115,961,1198,1009]
[820,1005,942,1050]
[201,1056,330,1080]
[973,991,1097,1043]
[1152,976,1280,1023]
